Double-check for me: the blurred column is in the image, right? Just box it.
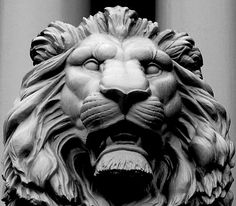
[0,0,90,115]
[0,1,90,205]
[156,0,236,200]
[0,0,90,121]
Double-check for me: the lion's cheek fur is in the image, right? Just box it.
[149,72,181,119]
[149,72,177,102]
[60,86,83,120]
[164,93,182,119]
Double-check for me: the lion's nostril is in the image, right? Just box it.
[100,85,151,114]
[127,89,151,103]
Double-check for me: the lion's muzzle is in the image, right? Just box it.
[81,93,165,134]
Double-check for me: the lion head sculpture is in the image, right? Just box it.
[2,6,235,206]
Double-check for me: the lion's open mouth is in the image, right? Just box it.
[85,121,162,203]
[86,121,163,180]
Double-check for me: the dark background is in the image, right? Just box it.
[91,0,156,21]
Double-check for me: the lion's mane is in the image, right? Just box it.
[2,6,234,206]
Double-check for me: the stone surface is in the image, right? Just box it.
[2,6,234,206]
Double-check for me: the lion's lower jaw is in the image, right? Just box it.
[92,150,155,205]
[94,149,152,175]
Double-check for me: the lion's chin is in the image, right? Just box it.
[93,147,153,204]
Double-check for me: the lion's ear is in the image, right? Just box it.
[30,21,79,65]
[156,30,203,78]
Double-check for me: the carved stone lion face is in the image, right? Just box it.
[2,6,234,206]
[60,34,181,202]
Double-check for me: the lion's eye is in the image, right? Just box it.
[83,59,99,71]
[146,62,162,75]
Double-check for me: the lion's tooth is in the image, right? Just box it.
[106,136,113,146]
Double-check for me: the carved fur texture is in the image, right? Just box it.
[2,6,234,206]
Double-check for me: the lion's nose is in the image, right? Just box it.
[100,85,151,114]
[99,60,151,113]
